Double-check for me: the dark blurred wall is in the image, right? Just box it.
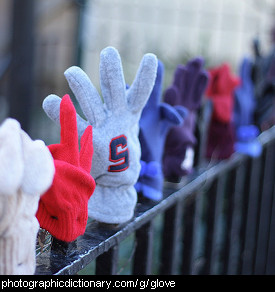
[0,0,83,140]
[8,0,35,132]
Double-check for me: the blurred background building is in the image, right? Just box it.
[0,0,274,144]
[82,0,275,88]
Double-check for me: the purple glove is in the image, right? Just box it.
[163,58,209,182]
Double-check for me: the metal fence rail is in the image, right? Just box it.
[35,126,275,275]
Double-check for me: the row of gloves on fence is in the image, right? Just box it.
[206,40,275,161]
[0,45,274,274]
[138,48,275,198]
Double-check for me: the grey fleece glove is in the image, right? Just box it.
[43,46,158,224]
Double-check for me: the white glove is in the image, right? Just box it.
[0,118,54,274]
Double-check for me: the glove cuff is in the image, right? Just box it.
[206,119,235,159]
[36,199,88,242]
[163,153,192,180]
[88,185,137,224]
[236,125,259,142]
[234,125,262,157]
[0,225,37,275]
[136,160,163,201]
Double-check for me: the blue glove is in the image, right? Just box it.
[252,39,275,130]
[234,125,262,157]
[234,57,256,128]
[135,60,187,201]
[234,57,262,157]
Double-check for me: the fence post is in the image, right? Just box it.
[182,196,196,275]
[8,0,35,133]
[241,155,263,274]
[160,202,183,275]
[254,141,275,274]
[74,0,87,67]
[133,221,154,275]
[96,245,119,275]
[265,184,275,274]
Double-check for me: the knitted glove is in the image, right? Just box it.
[0,118,54,275]
[252,40,275,131]
[234,125,262,157]
[234,57,256,128]
[135,60,186,201]
[42,46,157,224]
[163,57,209,181]
[206,63,240,160]
[36,95,95,242]
[234,57,262,157]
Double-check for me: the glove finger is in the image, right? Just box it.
[20,131,55,197]
[146,59,164,107]
[59,95,78,146]
[43,94,62,125]
[163,86,180,106]
[173,65,186,95]
[79,125,94,173]
[43,94,90,139]
[191,70,209,110]
[127,53,158,113]
[240,57,252,86]
[159,103,184,126]
[174,105,189,120]
[219,63,240,91]
[0,119,24,196]
[186,57,204,80]
[183,58,206,109]
[76,114,90,137]
[100,46,127,112]
[64,66,105,127]
[48,95,80,166]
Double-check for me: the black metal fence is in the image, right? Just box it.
[35,125,275,275]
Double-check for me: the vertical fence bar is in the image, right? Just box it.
[96,245,119,275]
[236,157,252,274]
[133,221,154,275]
[209,174,227,275]
[241,155,263,274]
[199,178,218,274]
[8,0,35,132]
[74,0,87,66]
[265,184,275,274]
[160,201,183,275]
[226,161,247,274]
[254,142,275,274]
[220,168,237,274]
[190,189,207,275]
[181,195,196,275]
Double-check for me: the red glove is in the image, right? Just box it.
[36,95,95,242]
[205,63,240,160]
[206,63,240,123]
